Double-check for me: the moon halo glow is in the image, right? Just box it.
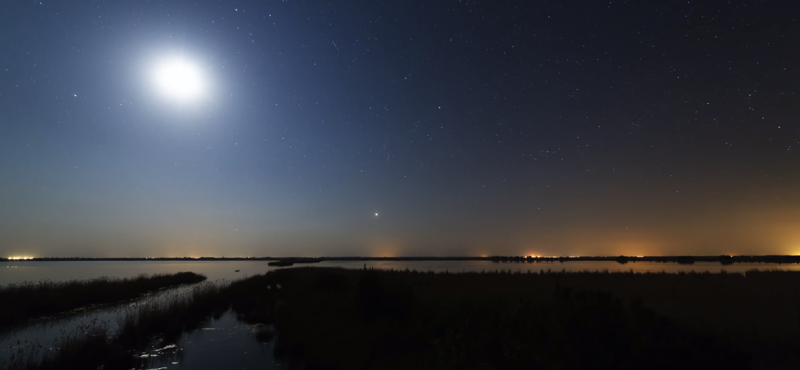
[152,58,207,102]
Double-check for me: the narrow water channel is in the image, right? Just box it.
[140,310,277,370]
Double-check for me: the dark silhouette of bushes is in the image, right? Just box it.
[226,272,281,325]
[356,269,414,320]
[253,268,772,370]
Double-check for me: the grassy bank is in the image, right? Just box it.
[0,272,206,333]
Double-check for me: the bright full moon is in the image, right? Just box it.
[152,58,207,102]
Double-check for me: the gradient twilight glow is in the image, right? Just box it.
[0,0,798,258]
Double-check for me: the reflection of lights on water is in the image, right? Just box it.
[8,256,33,260]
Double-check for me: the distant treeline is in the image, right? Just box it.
[11,255,800,265]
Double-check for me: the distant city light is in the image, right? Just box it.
[8,256,34,260]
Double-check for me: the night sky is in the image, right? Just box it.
[2,0,799,258]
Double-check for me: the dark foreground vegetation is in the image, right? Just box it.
[2,281,229,370]
[0,272,206,334]
[257,268,794,370]
[10,268,800,370]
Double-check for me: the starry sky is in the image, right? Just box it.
[1,0,799,258]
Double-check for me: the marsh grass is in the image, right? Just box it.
[2,279,227,370]
[258,267,800,369]
[0,318,110,370]
[14,267,800,369]
[115,281,229,349]
[0,272,207,334]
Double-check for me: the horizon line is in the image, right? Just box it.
[6,255,800,261]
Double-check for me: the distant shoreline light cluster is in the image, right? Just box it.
[7,256,34,261]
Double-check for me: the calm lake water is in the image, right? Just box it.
[4,259,800,369]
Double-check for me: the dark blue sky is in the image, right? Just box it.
[2,0,799,257]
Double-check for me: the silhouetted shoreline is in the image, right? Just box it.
[8,255,800,265]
